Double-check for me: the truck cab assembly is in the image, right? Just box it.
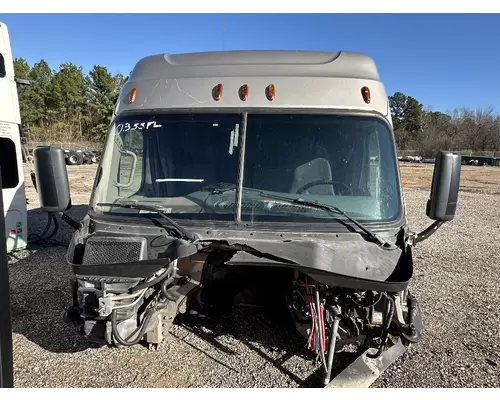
[32,50,461,388]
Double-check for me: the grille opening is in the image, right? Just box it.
[82,237,146,265]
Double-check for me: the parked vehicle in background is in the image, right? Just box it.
[64,149,101,166]
[21,140,102,166]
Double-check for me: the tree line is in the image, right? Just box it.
[390,92,500,157]
[13,58,127,143]
[13,58,500,157]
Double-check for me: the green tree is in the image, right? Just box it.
[13,57,131,143]
[389,91,407,132]
[47,62,87,138]
[13,58,32,126]
[28,60,53,128]
[403,96,423,133]
[85,65,117,140]
[13,57,30,78]
[389,92,424,149]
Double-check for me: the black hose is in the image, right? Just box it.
[27,212,68,247]
[349,291,383,308]
[50,213,60,240]
[367,293,395,359]
[176,281,201,313]
[369,292,384,307]
[160,276,177,301]
[129,264,173,293]
[28,170,73,247]
[113,263,181,344]
[30,212,54,241]
[160,274,191,301]
[43,213,56,239]
[111,308,155,347]
[30,171,37,191]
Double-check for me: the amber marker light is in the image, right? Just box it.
[240,84,249,101]
[129,88,138,104]
[266,84,275,101]
[214,83,223,101]
[361,86,371,104]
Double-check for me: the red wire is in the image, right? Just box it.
[300,276,320,353]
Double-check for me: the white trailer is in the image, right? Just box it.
[0,22,28,253]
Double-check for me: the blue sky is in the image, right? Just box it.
[1,13,499,114]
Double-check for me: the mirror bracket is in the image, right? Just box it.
[58,211,80,230]
[408,221,445,246]
[407,150,461,247]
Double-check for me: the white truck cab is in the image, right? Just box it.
[0,22,28,254]
[34,49,462,387]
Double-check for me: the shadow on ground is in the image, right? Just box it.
[8,204,96,354]
[172,307,360,387]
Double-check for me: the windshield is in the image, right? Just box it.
[92,112,402,225]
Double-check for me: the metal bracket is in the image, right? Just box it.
[324,336,408,388]
[325,293,423,388]
[145,278,201,345]
[409,220,445,246]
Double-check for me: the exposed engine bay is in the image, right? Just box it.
[64,225,423,388]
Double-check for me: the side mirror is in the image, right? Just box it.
[33,146,72,213]
[426,151,461,221]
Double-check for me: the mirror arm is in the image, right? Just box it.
[57,212,80,230]
[410,220,445,246]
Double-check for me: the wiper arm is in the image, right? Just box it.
[199,182,237,194]
[199,182,261,195]
[96,201,196,242]
[259,193,397,250]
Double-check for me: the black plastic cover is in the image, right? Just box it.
[426,151,461,221]
[34,146,72,213]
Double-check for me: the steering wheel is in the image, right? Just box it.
[295,179,353,196]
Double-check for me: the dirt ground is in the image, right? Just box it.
[400,162,500,195]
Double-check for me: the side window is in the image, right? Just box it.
[0,53,6,78]
[116,129,143,197]
[0,137,20,188]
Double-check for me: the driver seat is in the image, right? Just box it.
[290,157,335,196]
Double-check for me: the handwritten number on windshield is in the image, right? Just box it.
[116,121,162,134]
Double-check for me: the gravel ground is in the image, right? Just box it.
[7,167,500,388]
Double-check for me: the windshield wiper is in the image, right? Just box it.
[199,182,261,195]
[96,201,196,242]
[259,193,397,250]
[200,182,237,194]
